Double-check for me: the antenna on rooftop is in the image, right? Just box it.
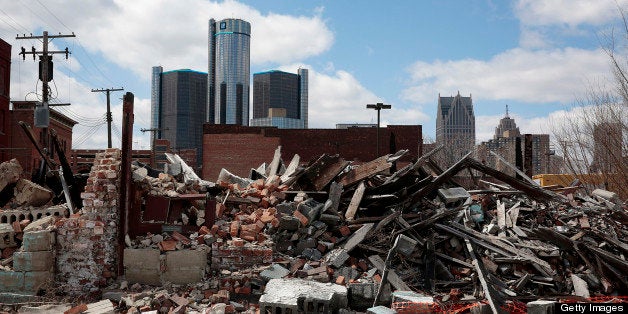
[505,104,509,118]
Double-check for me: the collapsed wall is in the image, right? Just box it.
[55,148,121,296]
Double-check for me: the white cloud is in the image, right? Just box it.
[515,0,628,27]
[402,47,611,105]
[62,0,333,79]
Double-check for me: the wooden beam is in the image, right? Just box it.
[339,155,392,187]
[345,181,366,221]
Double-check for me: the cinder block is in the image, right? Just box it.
[0,271,24,292]
[13,251,54,271]
[527,300,556,314]
[123,249,160,285]
[259,278,348,313]
[23,271,53,292]
[22,230,55,252]
[162,249,207,285]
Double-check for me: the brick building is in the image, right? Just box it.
[9,101,76,177]
[0,39,10,162]
[202,124,422,181]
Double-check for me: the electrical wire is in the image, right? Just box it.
[35,0,72,33]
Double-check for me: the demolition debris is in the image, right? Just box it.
[0,143,626,313]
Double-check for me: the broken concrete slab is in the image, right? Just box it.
[260,264,290,281]
[259,278,348,314]
[343,223,374,252]
[14,179,53,207]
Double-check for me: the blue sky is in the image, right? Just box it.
[1,0,625,149]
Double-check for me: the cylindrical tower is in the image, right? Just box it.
[209,18,251,125]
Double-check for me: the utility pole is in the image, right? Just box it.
[140,127,169,168]
[92,87,124,148]
[366,102,391,157]
[140,127,169,147]
[16,31,75,154]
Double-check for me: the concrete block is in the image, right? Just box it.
[324,248,349,268]
[302,248,322,261]
[348,283,390,311]
[0,271,24,292]
[162,249,207,285]
[343,223,374,252]
[21,230,55,252]
[278,215,300,231]
[366,306,397,314]
[526,300,556,314]
[260,264,290,281]
[0,159,22,192]
[123,249,161,285]
[23,216,55,233]
[438,187,470,204]
[23,271,53,292]
[259,278,348,314]
[14,179,53,207]
[13,251,54,271]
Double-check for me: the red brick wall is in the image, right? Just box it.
[203,133,280,180]
[9,105,75,176]
[202,124,421,181]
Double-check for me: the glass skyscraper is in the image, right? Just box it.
[150,68,208,165]
[250,69,308,129]
[150,66,163,141]
[208,18,251,125]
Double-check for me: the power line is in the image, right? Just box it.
[35,0,72,33]
[0,8,30,34]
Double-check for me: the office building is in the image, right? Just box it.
[151,68,207,167]
[436,92,475,163]
[476,108,553,176]
[250,69,308,129]
[208,18,251,125]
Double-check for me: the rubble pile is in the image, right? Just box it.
[121,147,627,313]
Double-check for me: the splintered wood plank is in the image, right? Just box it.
[339,155,392,187]
[345,181,366,221]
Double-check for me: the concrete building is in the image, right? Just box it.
[150,68,207,166]
[476,109,552,176]
[0,39,10,162]
[250,69,308,129]
[436,92,475,164]
[202,124,422,181]
[208,18,251,125]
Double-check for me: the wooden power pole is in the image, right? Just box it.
[92,87,124,148]
[16,31,75,153]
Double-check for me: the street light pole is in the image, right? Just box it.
[366,102,391,157]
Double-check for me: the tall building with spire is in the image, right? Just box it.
[494,105,520,139]
[207,18,251,125]
[476,107,553,176]
[436,92,475,163]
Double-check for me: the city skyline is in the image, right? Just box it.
[0,0,625,148]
